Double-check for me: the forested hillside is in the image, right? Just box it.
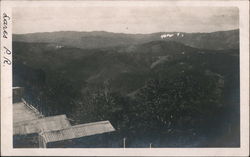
[13,30,240,147]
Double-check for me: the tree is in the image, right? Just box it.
[130,67,224,138]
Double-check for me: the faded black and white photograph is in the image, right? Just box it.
[12,5,241,149]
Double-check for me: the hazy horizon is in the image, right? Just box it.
[13,6,239,34]
[13,28,239,35]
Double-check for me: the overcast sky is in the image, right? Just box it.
[13,6,239,34]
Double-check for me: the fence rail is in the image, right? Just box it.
[21,98,44,118]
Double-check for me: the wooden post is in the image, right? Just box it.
[38,129,47,148]
[123,138,126,149]
[38,134,47,148]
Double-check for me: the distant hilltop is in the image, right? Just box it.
[13,29,239,50]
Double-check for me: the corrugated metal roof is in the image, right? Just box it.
[14,115,71,135]
[13,102,42,123]
[40,120,115,143]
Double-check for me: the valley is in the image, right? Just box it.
[13,29,240,147]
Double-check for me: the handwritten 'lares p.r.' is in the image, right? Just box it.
[2,12,12,66]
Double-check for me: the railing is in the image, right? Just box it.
[21,98,44,118]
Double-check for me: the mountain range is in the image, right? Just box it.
[13,29,239,50]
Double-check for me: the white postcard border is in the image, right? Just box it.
[1,0,249,156]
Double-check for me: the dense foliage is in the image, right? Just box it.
[13,39,240,147]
